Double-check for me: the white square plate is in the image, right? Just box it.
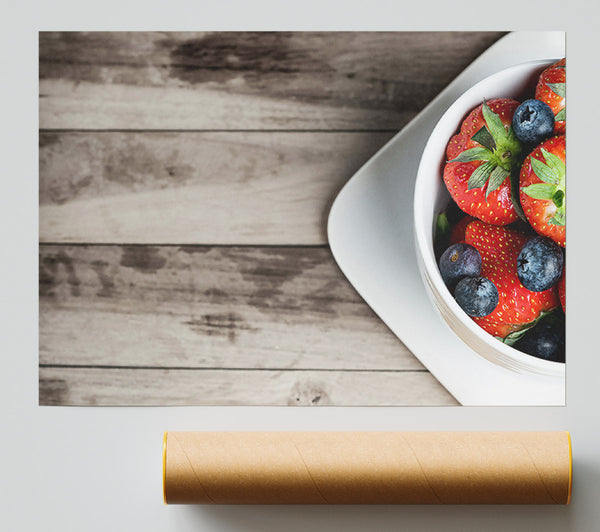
[327,31,566,405]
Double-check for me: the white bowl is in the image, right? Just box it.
[413,60,564,378]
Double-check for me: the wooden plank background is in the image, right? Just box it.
[40,131,395,244]
[39,31,505,406]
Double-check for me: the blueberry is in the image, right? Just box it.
[514,320,565,362]
[512,99,555,144]
[454,276,499,317]
[517,236,564,292]
[439,243,482,289]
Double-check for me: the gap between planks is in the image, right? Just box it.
[39,129,401,133]
[39,364,429,372]
[40,243,330,248]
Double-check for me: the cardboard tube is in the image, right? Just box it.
[163,431,572,505]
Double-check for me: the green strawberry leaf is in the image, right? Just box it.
[467,161,496,191]
[553,189,565,208]
[449,146,493,163]
[500,328,531,347]
[554,108,566,121]
[435,212,450,238]
[521,183,557,200]
[504,123,520,148]
[550,210,566,226]
[471,126,496,152]
[485,166,510,199]
[510,170,527,222]
[434,212,451,259]
[547,82,566,98]
[500,310,557,346]
[482,101,509,143]
[531,156,559,184]
[540,148,566,178]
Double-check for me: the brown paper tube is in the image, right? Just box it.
[163,431,572,505]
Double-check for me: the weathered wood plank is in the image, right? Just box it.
[39,367,457,406]
[39,131,394,244]
[39,245,422,370]
[39,31,504,130]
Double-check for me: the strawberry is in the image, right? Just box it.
[464,220,559,338]
[558,269,565,312]
[443,99,523,226]
[535,58,565,134]
[519,135,565,247]
[449,215,475,244]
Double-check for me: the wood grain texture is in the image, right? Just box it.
[37,31,494,405]
[39,131,394,244]
[39,367,457,406]
[39,244,422,370]
[39,31,504,130]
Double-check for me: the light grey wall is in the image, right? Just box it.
[2,1,599,531]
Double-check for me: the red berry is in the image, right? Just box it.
[519,135,566,247]
[449,215,476,244]
[443,99,522,226]
[464,220,559,338]
[535,58,565,134]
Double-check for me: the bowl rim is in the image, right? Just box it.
[413,59,564,377]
